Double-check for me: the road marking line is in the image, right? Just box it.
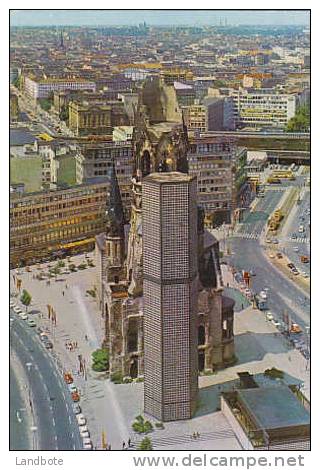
[55,435,58,441]
[52,418,56,426]
[68,415,71,424]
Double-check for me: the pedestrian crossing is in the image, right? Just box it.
[231,232,309,244]
[131,428,236,449]
[232,232,260,240]
[285,237,310,244]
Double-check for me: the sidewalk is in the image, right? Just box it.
[11,255,131,449]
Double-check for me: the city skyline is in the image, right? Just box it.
[9,11,310,452]
[10,9,310,27]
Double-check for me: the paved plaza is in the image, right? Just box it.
[10,252,309,450]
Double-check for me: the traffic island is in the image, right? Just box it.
[266,249,309,293]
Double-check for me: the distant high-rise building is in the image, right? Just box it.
[142,172,199,422]
[60,31,64,49]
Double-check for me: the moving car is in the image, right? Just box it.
[276,252,283,259]
[259,291,267,300]
[301,255,309,263]
[298,225,305,233]
[293,247,299,252]
[266,312,274,321]
[291,323,302,334]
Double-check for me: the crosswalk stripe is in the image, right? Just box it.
[232,232,259,240]
[131,429,235,449]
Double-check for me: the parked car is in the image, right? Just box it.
[76,414,86,426]
[71,391,80,402]
[82,438,93,450]
[80,430,90,439]
[13,306,22,314]
[72,404,81,415]
[64,373,74,384]
[10,300,16,308]
[27,319,36,327]
[68,384,78,394]
[276,252,283,259]
[20,313,28,320]
[40,334,49,342]
[79,425,88,433]
[266,312,274,321]
[44,341,53,350]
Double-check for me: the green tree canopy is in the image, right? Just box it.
[92,348,109,372]
[13,76,22,89]
[132,415,153,434]
[139,437,153,450]
[286,105,310,133]
[20,289,32,311]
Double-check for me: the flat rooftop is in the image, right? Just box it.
[10,128,37,146]
[144,172,195,184]
[238,386,310,430]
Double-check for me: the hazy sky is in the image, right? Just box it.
[10,10,310,27]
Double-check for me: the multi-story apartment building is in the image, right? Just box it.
[188,136,246,226]
[183,104,207,134]
[79,139,133,221]
[232,89,296,129]
[10,93,20,122]
[10,179,108,267]
[160,68,194,85]
[68,99,130,136]
[24,76,96,100]
[68,100,112,136]
[142,172,199,422]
